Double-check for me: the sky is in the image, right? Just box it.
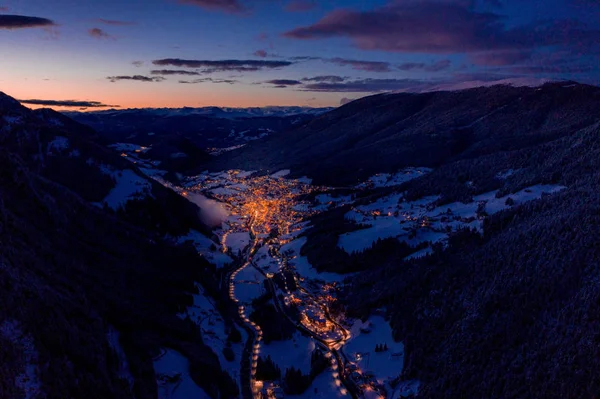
[1,0,599,109]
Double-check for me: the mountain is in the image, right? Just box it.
[7,80,600,399]
[212,81,600,186]
[0,92,236,399]
[65,106,332,120]
[64,106,331,175]
[246,82,600,398]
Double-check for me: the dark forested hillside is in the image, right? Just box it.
[0,92,235,399]
[0,94,209,237]
[212,82,600,185]
[332,106,600,397]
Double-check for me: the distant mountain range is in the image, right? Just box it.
[64,105,333,120]
[63,105,332,174]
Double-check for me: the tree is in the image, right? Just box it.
[256,355,281,381]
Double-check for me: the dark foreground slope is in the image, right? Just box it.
[213,82,600,185]
[0,93,235,399]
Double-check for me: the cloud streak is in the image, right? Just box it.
[0,14,56,29]
[398,59,452,72]
[177,0,249,14]
[302,75,347,83]
[19,99,119,108]
[151,69,201,76]
[107,75,166,83]
[96,18,135,26]
[285,0,316,12]
[152,58,293,72]
[265,79,303,87]
[88,28,113,39]
[179,77,239,84]
[327,57,392,72]
[300,75,549,93]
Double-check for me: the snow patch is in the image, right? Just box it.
[47,136,69,153]
[102,169,152,210]
[153,349,211,399]
[107,326,134,390]
[0,320,42,399]
[179,284,246,388]
[225,231,251,254]
[177,230,232,268]
[270,169,291,178]
[345,316,404,383]
[358,167,432,189]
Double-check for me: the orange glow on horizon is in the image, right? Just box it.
[3,77,342,111]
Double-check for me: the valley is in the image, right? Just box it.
[3,82,600,399]
[168,169,406,399]
[148,163,564,399]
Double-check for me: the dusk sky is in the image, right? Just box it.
[1,0,599,109]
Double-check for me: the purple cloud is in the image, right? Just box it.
[152,58,293,72]
[151,69,201,76]
[254,49,268,58]
[88,27,113,39]
[302,78,422,92]
[132,60,144,67]
[96,18,135,26]
[176,0,268,13]
[328,57,391,72]
[425,59,452,71]
[283,0,600,67]
[398,59,452,72]
[0,6,8,11]
[179,78,239,84]
[285,0,316,12]
[265,79,303,87]
[0,14,56,29]
[302,75,347,83]
[469,50,532,66]
[300,73,550,93]
[19,99,119,108]
[107,75,166,83]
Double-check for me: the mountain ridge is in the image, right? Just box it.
[210,81,600,185]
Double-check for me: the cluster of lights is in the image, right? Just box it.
[180,170,378,399]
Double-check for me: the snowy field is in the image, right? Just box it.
[253,245,281,274]
[282,237,348,283]
[270,169,291,178]
[344,316,404,383]
[234,265,266,303]
[339,184,566,256]
[260,332,316,374]
[100,168,151,210]
[225,231,251,254]
[178,285,247,388]
[357,167,432,189]
[289,370,350,399]
[153,349,211,399]
[176,229,232,268]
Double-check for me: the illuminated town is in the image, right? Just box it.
[178,169,391,399]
